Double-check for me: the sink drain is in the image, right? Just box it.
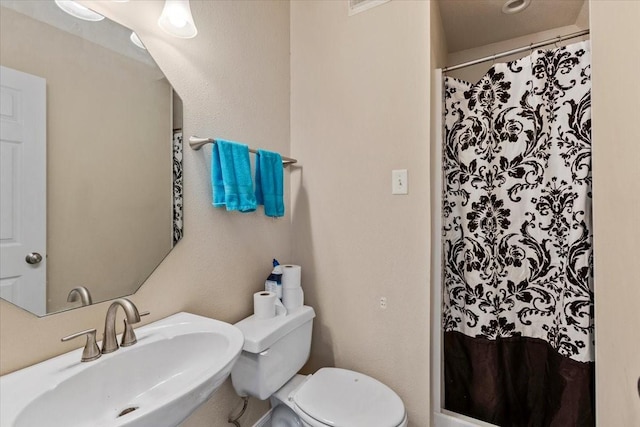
[117,406,139,417]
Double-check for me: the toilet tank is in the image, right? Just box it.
[231,306,315,400]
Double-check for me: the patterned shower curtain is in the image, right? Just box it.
[442,40,594,426]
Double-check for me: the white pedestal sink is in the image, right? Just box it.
[0,312,244,427]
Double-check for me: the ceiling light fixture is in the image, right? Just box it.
[54,0,105,22]
[502,0,531,14]
[130,32,146,50]
[158,0,198,39]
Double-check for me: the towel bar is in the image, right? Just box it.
[189,136,297,166]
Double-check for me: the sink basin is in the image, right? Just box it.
[0,312,244,427]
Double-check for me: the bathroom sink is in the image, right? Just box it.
[0,312,244,427]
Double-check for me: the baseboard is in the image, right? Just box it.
[252,408,272,427]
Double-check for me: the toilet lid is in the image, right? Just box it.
[293,368,405,427]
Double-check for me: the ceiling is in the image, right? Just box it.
[438,0,586,53]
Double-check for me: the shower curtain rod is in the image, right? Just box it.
[442,29,590,73]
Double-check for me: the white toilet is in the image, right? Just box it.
[231,306,408,427]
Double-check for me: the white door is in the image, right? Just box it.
[0,66,47,315]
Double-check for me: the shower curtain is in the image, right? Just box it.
[442,40,594,426]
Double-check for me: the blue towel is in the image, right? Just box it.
[211,140,257,212]
[255,149,284,217]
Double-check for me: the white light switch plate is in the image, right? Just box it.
[392,169,408,195]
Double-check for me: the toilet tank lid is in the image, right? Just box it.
[234,306,315,353]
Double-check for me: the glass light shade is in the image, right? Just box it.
[54,0,105,21]
[158,0,197,39]
[130,32,146,50]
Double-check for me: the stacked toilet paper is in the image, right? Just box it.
[281,265,304,311]
[252,265,304,319]
[253,291,287,319]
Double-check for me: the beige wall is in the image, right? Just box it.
[4,2,638,427]
[591,1,640,425]
[0,1,291,425]
[290,1,431,426]
[0,6,173,313]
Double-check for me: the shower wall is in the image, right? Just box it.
[446,23,589,83]
[432,0,640,425]
[442,0,589,83]
[431,1,593,426]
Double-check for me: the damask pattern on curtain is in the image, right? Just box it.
[442,40,594,426]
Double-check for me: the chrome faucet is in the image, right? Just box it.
[67,286,93,307]
[101,298,141,354]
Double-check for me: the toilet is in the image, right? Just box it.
[231,306,408,427]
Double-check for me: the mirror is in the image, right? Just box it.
[0,1,183,316]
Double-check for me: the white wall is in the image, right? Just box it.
[290,1,431,425]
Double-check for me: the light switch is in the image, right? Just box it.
[392,169,408,195]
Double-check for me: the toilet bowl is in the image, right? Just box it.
[230,306,408,427]
[271,370,408,427]
[271,404,302,427]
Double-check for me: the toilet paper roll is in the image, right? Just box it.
[282,265,302,289]
[253,291,287,320]
[282,287,304,312]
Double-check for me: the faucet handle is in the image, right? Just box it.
[121,311,150,347]
[61,328,101,362]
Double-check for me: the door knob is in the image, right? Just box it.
[25,252,43,265]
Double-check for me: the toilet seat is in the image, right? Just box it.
[291,368,406,427]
